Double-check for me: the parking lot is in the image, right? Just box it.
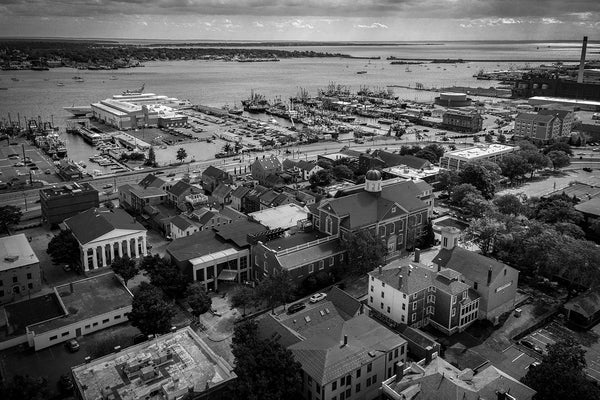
[500,345,538,375]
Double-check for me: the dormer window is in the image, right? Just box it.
[391,207,396,213]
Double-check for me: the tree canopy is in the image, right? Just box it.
[458,160,501,199]
[231,320,303,400]
[185,283,212,318]
[342,229,387,275]
[176,147,187,163]
[0,205,22,232]
[255,271,296,309]
[47,230,80,266]
[547,150,571,170]
[521,338,600,400]
[110,255,139,287]
[0,375,49,400]
[128,282,175,336]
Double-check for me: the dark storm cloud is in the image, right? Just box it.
[1,0,598,20]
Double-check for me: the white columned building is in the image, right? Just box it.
[64,208,147,272]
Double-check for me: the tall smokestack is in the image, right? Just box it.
[578,36,588,84]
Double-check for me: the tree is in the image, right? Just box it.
[463,217,506,255]
[529,194,583,225]
[493,194,524,216]
[414,149,438,164]
[140,254,169,275]
[422,144,445,162]
[497,133,507,143]
[176,147,187,163]
[343,230,387,275]
[144,146,157,167]
[110,255,139,287]
[127,282,175,336]
[185,283,212,319]
[449,183,482,207]
[47,230,80,266]
[437,169,460,196]
[547,150,571,170]
[0,205,22,232]
[256,271,296,309]
[234,141,243,153]
[309,169,332,187]
[332,164,354,181]
[460,193,495,220]
[458,160,501,199]
[415,221,436,249]
[231,320,303,400]
[484,133,493,143]
[317,159,333,170]
[521,150,550,178]
[230,286,258,315]
[499,153,530,183]
[521,338,600,400]
[515,140,539,152]
[0,375,49,400]
[544,141,572,156]
[473,135,480,142]
[147,262,189,299]
[223,142,233,153]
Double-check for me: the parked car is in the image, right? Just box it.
[309,293,327,303]
[584,167,593,172]
[167,172,176,177]
[529,361,541,369]
[66,339,80,352]
[287,302,306,314]
[520,339,543,354]
[133,333,147,344]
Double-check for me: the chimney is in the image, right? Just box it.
[425,346,435,364]
[378,265,382,275]
[398,274,403,288]
[69,282,74,293]
[394,362,405,382]
[342,335,348,347]
[577,36,588,84]
[414,248,420,263]
[497,390,507,400]
[487,267,493,286]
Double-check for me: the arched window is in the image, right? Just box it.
[325,216,333,234]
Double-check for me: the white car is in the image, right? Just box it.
[309,293,327,303]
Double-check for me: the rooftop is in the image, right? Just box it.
[214,220,267,248]
[28,273,133,334]
[40,182,97,198]
[433,247,513,287]
[167,230,233,263]
[383,356,536,400]
[5,293,64,335]
[369,259,436,294]
[0,233,39,271]
[263,230,329,252]
[72,326,236,400]
[249,203,308,230]
[65,208,145,245]
[575,197,600,217]
[277,238,345,270]
[443,144,518,160]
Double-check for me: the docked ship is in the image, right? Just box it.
[35,134,68,158]
[242,90,270,113]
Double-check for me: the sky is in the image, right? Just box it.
[0,0,598,41]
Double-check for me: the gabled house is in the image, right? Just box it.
[283,159,322,181]
[167,180,203,211]
[243,185,269,213]
[64,208,147,272]
[201,166,230,194]
[169,215,200,239]
[359,150,431,174]
[251,155,282,185]
[432,226,519,323]
[118,184,167,214]
[230,186,251,211]
[138,173,169,191]
[212,183,233,206]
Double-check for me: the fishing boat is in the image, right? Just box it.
[356,71,367,74]
[57,82,64,87]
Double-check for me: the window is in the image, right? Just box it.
[389,223,395,234]
[316,384,321,394]
[27,283,33,289]
[12,276,17,283]
[370,285,374,292]
[85,325,90,329]
[401,315,405,322]
[346,375,351,385]
[346,389,351,397]
[332,381,337,391]
[61,332,69,337]
[309,264,314,274]
[370,296,373,303]
[412,313,417,322]
[308,376,313,386]
[319,260,325,270]
[372,374,377,383]
[443,237,448,247]
[0,280,3,286]
[367,363,372,373]
[401,345,405,354]
[402,303,406,310]
[474,281,478,290]
[504,268,507,276]
[325,216,333,234]
[329,257,334,267]
[381,291,385,298]
[27,273,32,279]
[103,319,109,324]
[388,353,393,361]
[340,253,344,262]
[380,302,384,309]
[114,315,121,320]
[340,376,345,386]
[371,276,374,281]
[50,335,57,340]
[452,308,456,317]
[394,348,399,358]
[388,367,392,378]
[412,301,417,310]
[340,393,345,400]
[93,322,98,327]
[380,225,386,237]
[382,282,385,287]
[356,368,361,378]
[356,383,361,393]
[0,290,4,297]
[387,306,391,313]
[416,214,423,225]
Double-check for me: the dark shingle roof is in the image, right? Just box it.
[564,287,600,319]
[212,183,232,199]
[166,230,232,263]
[277,239,345,270]
[168,181,196,197]
[139,173,166,188]
[65,208,145,245]
[327,286,362,319]
[214,220,267,248]
[433,247,511,286]
[231,186,251,199]
[575,197,600,217]
[202,165,228,179]
[170,215,194,231]
[369,260,435,294]
[253,156,282,171]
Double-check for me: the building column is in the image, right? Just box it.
[82,246,89,271]
[101,246,107,268]
[142,236,147,256]
[133,237,139,258]
[214,264,218,291]
[91,248,97,270]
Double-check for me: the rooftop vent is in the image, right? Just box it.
[4,255,18,262]
[304,316,311,323]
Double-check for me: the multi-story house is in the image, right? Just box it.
[40,183,99,227]
[251,155,282,185]
[118,183,167,214]
[538,108,574,137]
[258,287,408,400]
[283,159,322,181]
[167,180,203,211]
[138,173,170,191]
[442,110,483,133]
[230,186,251,211]
[311,171,430,259]
[432,226,519,324]
[0,234,41,304]
[201,165,230,194]
[243,185,269,213]
[212,183,233,206]
[514,112,560,142]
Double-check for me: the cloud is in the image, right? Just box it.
[253,21,264,28]
[541,17,563,24]
[355,22,388,29]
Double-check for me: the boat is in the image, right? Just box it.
[11,77,19,81]
[405,67,412,72]
[356,71,367,74]
[242,90,270,113]
[122,83,145,96]
[57,82,64,87]
[63,105,92,116]
[74,77,84,83]
[110,76,118,80]
[378,119,394,125]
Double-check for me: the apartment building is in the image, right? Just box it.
[513,113,560,142]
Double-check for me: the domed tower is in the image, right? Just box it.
[365,169,382,194]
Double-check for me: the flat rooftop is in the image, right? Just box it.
[72,326,236,400]
[264,230,328,251]
[444,144,517,160]
[384,165,440,180]
[28,273,132,334]
[249,203,308,230]
[5,293,64,335]
[40,182,97,198]
[0,233,39,272]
